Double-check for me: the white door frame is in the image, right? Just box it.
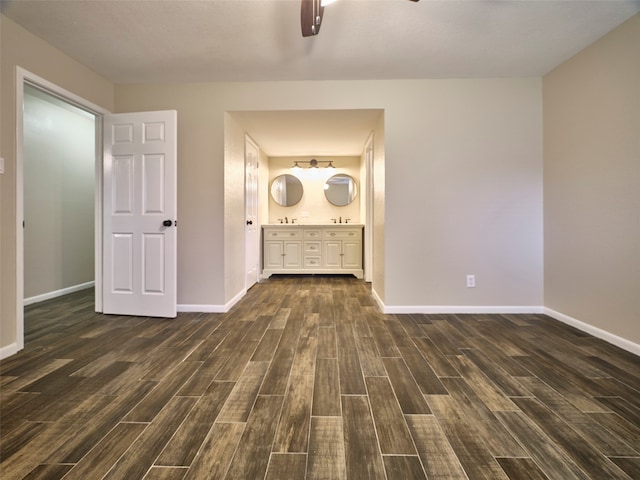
[15,67,110,352]
[364,132,374,282]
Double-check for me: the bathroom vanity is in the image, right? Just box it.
[262,224,363,279]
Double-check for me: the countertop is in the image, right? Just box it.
[263,223,363,227]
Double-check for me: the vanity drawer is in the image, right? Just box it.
[264,229,301,239]
[304,241,321,254]
[304,256,322,268]
[304,229,322,239]
[323,229,361,239]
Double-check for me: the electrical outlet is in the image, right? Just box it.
[466,275,476,288]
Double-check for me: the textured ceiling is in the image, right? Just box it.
[3,0,640,84]
[4,0,639,156]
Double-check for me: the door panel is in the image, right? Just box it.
[323,241,342,268]
[103,110,177,317]
[265,242,284,269]
[283,241,302,268]
[342,240,362,269]
[112,234,134,292]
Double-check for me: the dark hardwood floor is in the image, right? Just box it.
[1,275,639,479]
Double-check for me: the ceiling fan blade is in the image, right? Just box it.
[301,0,324,37]
[301,0,419,38]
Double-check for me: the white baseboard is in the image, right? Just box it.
[0,342,22,360]
[178,288,246,314]
[544,307,640,356]
[24,281,94,306]
[371,288,543,315]
[378,302,544,315]
[370,293,639,356]
[371,287,384,312]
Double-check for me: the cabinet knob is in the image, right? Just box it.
[330,233,336,236]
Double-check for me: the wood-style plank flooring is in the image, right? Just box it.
[2,275,640,479]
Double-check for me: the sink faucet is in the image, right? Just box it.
[284,216,288,224]
[339,216,342,223]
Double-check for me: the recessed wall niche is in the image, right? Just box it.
[267,156,361,224]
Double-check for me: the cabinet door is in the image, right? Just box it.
[283,241,302,268]
[342,240,362,269]
[323,240,342,268]
[264,241,284,269]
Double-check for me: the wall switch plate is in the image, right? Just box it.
[0,157,4,174]
[466,275,476,288]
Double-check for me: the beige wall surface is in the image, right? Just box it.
[372,115,386,302]
[0,16,114,352]
[543,14,640,345]
[223,113,247,303]
[267,156,361,225]
[115,78,543,311]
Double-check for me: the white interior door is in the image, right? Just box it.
[103,110,177,317]
[245,136,260,289]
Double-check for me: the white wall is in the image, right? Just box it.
[224,113,247,303]
[23,86,95,300]
[116,78,543,311]
[543,14,640,347]
[372,115,386,301]
[383,80,543,309]
[267,156,361,225]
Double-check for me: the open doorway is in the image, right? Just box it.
[228,109,382,287]
[23,84,96,307]
[14,68,108,353]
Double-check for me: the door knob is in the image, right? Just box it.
[163,220,173,227]
[246,220,253,225]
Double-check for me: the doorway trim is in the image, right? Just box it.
[15,67,110,352]
[244,134,260,290]
[364,132,374,282]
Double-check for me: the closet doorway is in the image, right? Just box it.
[15,68,108,353]
[23,84,97,308]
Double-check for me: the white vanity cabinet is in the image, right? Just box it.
[263,225,363,279]
[322,228,362,270]
[303,229,322,269]
[263,228,302,270]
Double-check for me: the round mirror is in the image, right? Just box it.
[324,174,358,206]
[270,174,304,207]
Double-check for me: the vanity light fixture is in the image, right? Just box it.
[290,158,336,169]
